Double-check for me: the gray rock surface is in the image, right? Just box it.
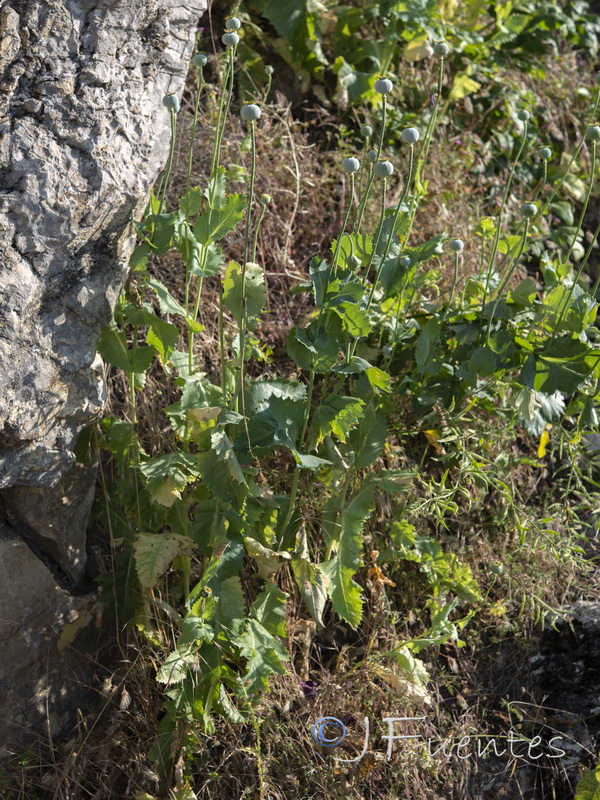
[0,0,207,754]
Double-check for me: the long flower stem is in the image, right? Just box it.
[422,251,460,372]
[236,121,257,450]
[346,177,387,363]
[159,109,177,212]
[252,204,267,263]
[356,97,387,232]
[366,146,415,315]
[553,141,597,337]
[485,220,530,344]
[415,56,445,189]
[481,121,529,308]
[278,370,315,545]
[186,67,205,193]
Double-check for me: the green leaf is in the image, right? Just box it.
[308,256,329,307]
[97,322,155,375]
[366,366,393,394]
[293,452,332,470]
[236,618,289,692]
[574,766,600,800]
[178,615,215,646]
[237,379,307,454]
[349,403,388,469]
[291,557,328,626]
[415,318,442,374]
[165,375,224,436]
[448,71,481,101]
[146,317,179,364]
[146,278,203,334]
[134,532,195,589]
[130,242,151,271]
[250,582,288,636]
[205,166,227,210]
[309,396,365,448]
[179,186,203,217]
[244,537,291,579]
[468,346,496,377]
[149,213,176,254]
[333,302,371,337]
[193,194,246,244]
[156,644,197,685]
[139,452,202,503]
[521,339,595,394]
[330,232,372,268]
[196,431,249,505]
[216,575,246,636]
[223,260,266,328]
[287,313,343,373]
[321,486,374,628]
[406,234,447,265]
[507,278,538,307]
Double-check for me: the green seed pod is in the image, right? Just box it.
[537,146,552,160]
[162,93,180,112]
[586,125,600,142]
[375,77,393,95]
[517,110,530,122]
[399,255,412,268]
[401,127,420,145]
[367,149,378,163]
[265,65,274,75]
[241,103,261,121]
[361,124,373,138]
[225,17,241,30]
[347,254,361,270]
[373,160,394,178]
[192,53,208,68]
[434,41,450,58]
[260,194,271,206]
[342,156,360,173]
[520,202,538,218]
[222,31,239,47]
[449,238,464,252]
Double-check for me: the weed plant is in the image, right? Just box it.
[65,9,600,799]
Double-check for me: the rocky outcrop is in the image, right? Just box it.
[0,0,207,754]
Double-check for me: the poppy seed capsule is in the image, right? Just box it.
[361,124,373,138]
[399,256,412,268]
[260,194,271,205]
[225,17,241,30]
[342,156,360,173]
[586,125,600,142]
[520,202,538,218]
[265,65,274,75]
[449,238,464,252]
[375,77,393,95]
[347,254,361,270]
[401,127,420,145]
[373,160,394,177]
[367,149,378,163]
[241,103,261,121]
[518,110,530,122]
[192,53,208,68]
[162,93,180,112]
[537,146,552,160]
[434,41,450,57]
[222,31,239,47]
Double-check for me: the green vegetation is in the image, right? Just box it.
[9,1,600,798]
